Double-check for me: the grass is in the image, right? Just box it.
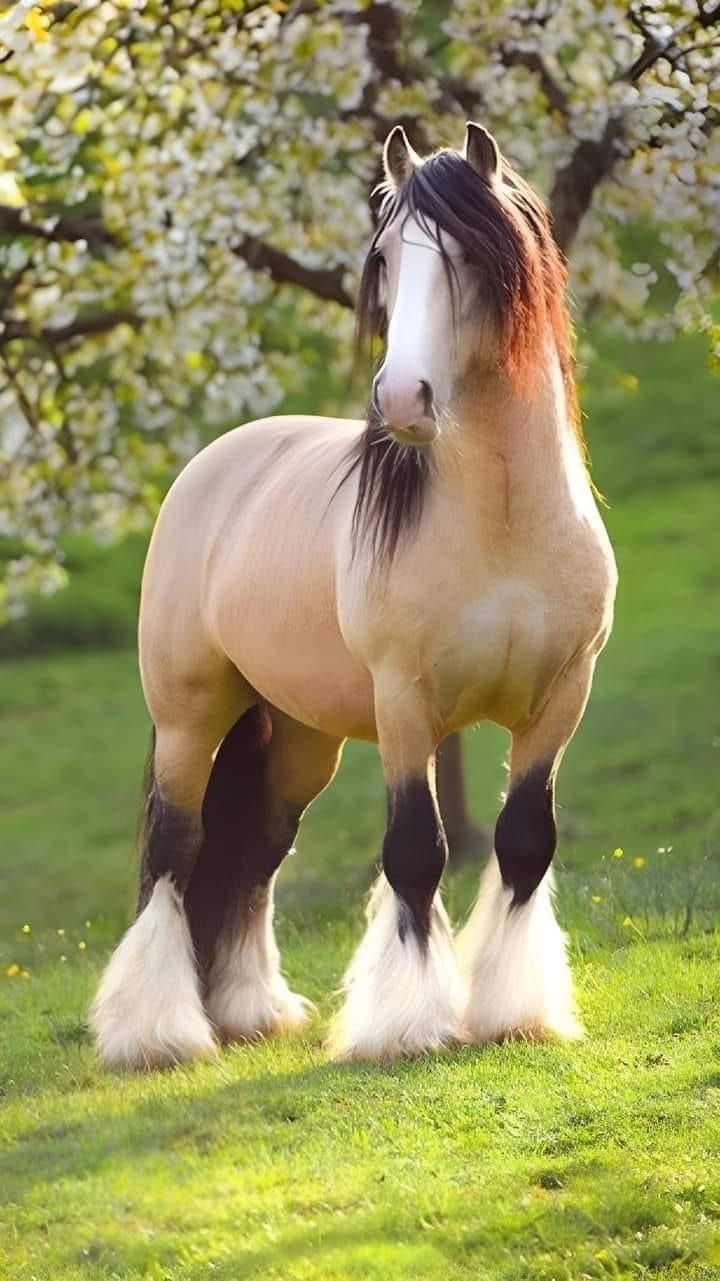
[1,330,719,1280]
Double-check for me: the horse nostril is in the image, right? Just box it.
[420,380,434,417]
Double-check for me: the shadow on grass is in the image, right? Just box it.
[16,1104,715,1281]
[2,1054,418,1195]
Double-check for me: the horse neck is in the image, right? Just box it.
[432,347,586,524]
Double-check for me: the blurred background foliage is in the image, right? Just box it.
[1,0,719,615]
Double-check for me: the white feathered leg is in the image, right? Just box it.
[457,854,581,1043]
[90,875,216,1070]
[460,649,603,1042]
[204,878,311,1042]
[329,876,464,1061]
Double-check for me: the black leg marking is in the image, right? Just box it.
[136,741,203,914]
[382,777,447,946]
[138,798,203,906]
[184,704,301,980]
[494,763,556,907]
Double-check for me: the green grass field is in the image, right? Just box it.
[1,333,719,1280]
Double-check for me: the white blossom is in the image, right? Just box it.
[0,0,718,611]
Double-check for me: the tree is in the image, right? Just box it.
[1,0,718,840]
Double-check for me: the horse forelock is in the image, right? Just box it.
[356,148,579,431]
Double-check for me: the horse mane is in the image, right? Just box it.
[346,145,579,564]
[340,404,432,563]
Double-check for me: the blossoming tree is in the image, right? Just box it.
[1,0,718,842]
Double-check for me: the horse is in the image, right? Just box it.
[90,121,617,1070]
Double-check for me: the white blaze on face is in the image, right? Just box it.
[375,214,458,441]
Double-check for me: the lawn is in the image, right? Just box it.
[1,332,719,1280]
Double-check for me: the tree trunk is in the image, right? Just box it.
[436,733,492,863]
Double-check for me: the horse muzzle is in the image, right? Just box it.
[372,375,438,447]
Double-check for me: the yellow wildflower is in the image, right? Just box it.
[591,895,602,904]
[21,923,31,934]
[613,847,624,859]
[78,940,87,951]
[633,857,646,870]
[5,963,20,978]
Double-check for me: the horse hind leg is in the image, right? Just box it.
[457,656,597,1044]
[186,707,344,1044]
[90,662,249,1070]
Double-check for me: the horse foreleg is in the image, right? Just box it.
[329,674,463,1060]
[457,653,597,1044]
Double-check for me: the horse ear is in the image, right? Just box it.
[383,125,420,188]
[463,122,501,183]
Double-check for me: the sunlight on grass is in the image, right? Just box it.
[1,931,719,1280]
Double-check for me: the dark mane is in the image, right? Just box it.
[340,405,432,564]
[346,145,579,564]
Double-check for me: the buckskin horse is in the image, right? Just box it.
[91,122,617,1069]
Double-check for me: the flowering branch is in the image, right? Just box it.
[0,307,139,347]
[233,237,353,309]
[0,204,115,248]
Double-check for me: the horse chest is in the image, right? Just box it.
[420,578,574,731]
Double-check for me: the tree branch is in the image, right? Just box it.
[234,235,354,309]
[549,118,625,253]
[0,349,41,439]
[549,2,720,252]
[345,1,485,135]
[622,1,720,81]
[1,307,139,346]
[0,204,116,248]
